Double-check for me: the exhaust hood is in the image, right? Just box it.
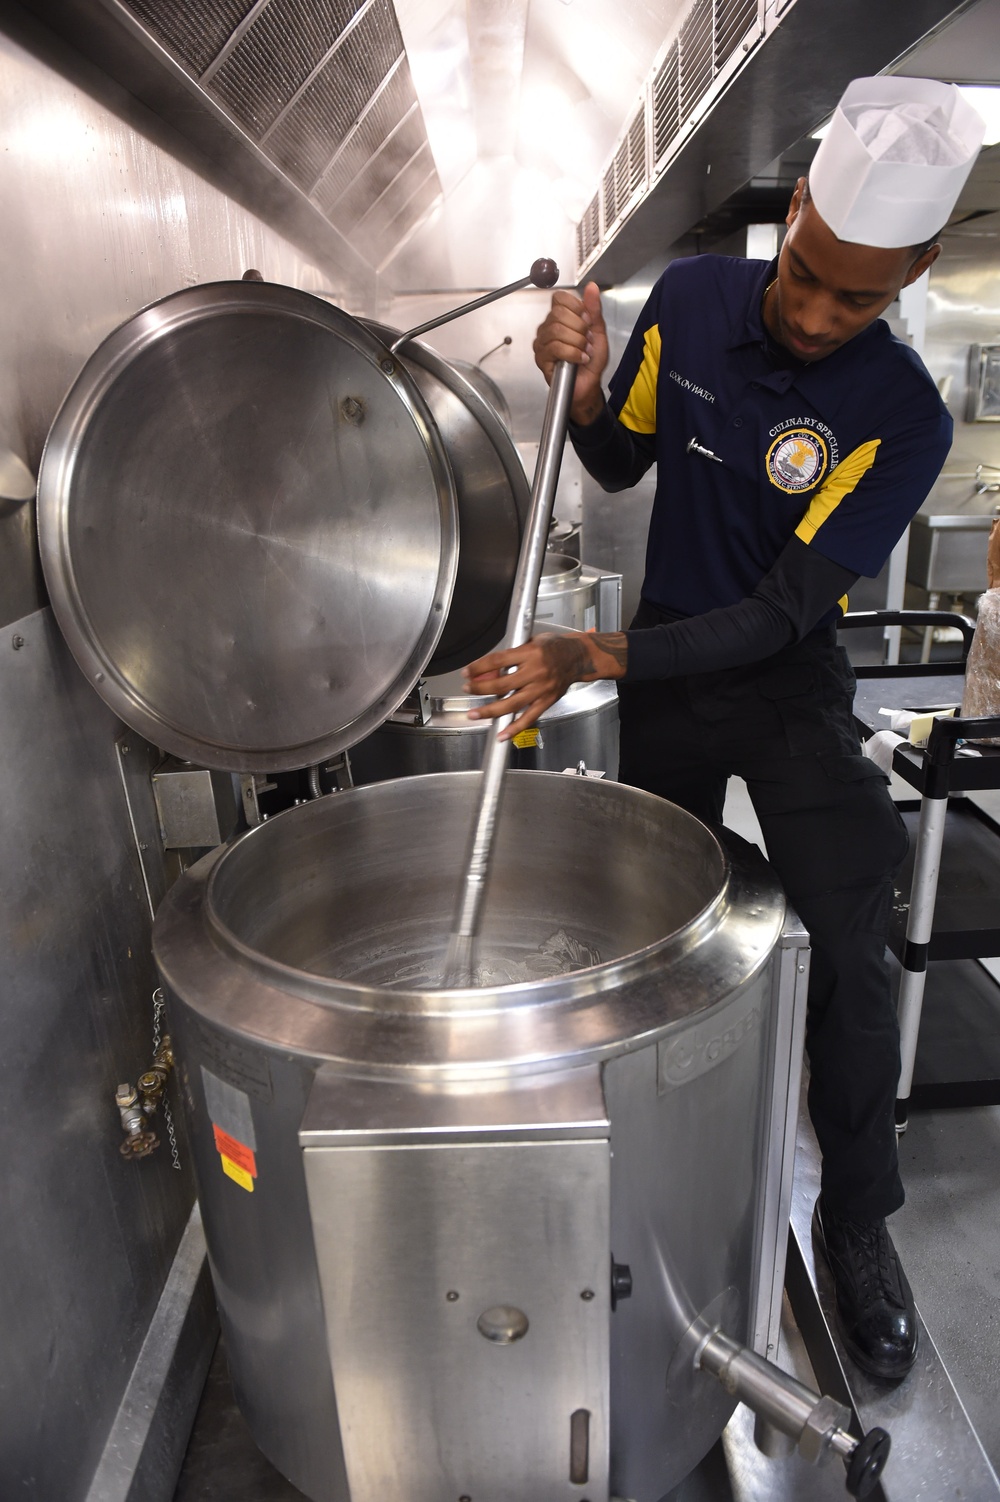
[15,0,980,294]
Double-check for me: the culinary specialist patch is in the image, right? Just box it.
[765,428,829,493]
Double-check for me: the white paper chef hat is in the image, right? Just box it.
[809,77,985,248]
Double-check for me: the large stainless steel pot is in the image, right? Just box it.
[548,515,583,559]
[536,550,622,634]
[36,275,813,1502]
[347,553,622,786]
[155,771,807,1502]
[349,671,619,782]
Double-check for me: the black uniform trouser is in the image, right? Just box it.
[618,606,908,1223]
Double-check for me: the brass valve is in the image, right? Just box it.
[116,1036,175,1159]
[137,1037,174,1107]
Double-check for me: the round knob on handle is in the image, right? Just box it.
[530,258,559,288]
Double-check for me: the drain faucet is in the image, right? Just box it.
[696,1326,890,1497]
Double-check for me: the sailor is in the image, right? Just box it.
[464,77,985,1381]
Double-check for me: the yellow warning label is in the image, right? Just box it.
[512,728,540,749]
[221,1153,254,1192]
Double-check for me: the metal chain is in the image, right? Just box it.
[152,987,182,1171]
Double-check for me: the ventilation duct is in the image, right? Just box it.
[576,0,972,285]
[120,0,440,266]
[17,0,441,291]
[579,0,762,278]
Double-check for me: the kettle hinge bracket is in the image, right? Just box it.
[389,680,432,726]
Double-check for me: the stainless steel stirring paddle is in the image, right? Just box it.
[443,358,577,986]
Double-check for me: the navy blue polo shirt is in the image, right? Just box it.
[606,254,952,622]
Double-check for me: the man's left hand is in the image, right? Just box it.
[463,631,627,741]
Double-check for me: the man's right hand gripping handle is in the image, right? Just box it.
[532,281,609,427]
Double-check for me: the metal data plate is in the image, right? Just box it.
[37,282,458,772]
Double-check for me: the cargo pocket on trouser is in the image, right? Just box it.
[749,751,908,900]
[755,660,860,759]
[818,753,909,883]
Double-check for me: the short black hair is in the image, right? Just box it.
[801,178,941,258]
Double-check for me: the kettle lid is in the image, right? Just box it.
[37,281,458,772]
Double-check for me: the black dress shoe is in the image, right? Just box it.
[813,1197,918,1381]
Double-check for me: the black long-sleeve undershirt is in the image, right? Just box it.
[568,404,859,682]
[622,537,858,679]
[568,405,657,490]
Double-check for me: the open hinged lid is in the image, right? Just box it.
[37,281,462,772]
[363,321,530,676]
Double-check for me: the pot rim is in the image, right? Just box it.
[200,771,733,1018]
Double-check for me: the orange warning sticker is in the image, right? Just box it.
[213,1124,257,1178]
[221,1154,254,1192]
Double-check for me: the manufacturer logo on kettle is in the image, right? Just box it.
[657,992,762,1090]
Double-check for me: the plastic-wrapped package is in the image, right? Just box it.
[961,517,1000,741]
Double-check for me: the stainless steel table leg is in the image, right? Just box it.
[896,792,948,1129]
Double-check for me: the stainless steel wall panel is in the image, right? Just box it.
[0,22,346,1498]
[10,0,374,296]
[576,276,665,622]
[0,610,190,1502]
[0,22,340,484]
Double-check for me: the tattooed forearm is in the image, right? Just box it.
[591,633,628,674]
[536,631,628,688]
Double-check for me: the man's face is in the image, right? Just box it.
[766,179,940,362]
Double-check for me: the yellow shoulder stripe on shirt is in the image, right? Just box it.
[795,440,881,545]
[618,323,660,434]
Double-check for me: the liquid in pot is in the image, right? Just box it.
[309,925,603,990]
[205,772,727,1000]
